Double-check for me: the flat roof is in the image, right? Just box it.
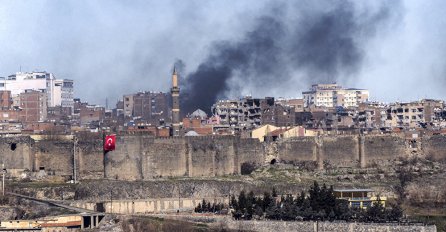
[333,189,373,192]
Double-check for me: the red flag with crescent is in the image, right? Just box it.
[104,134,116,151]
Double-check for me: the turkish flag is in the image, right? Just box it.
[104,134,116,151]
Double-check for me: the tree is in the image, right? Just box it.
[246,191,256,219]
[207,202,211,212]
[230,195,238,210]
[262,192,272,212]
[366,196,386,222]
[309,181,321,212]
[334,199,351,221]
[238,191,247,213]
[201,199,208,212]
[272,187,278,197]
[195,203,202,213]
[395,167,414,204]
[386,201,403,222]
[254,205,264,219]
[295,191,305,207]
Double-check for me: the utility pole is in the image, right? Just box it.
[2,163,5,196]
[110,189,113,214]
[178,184,181,213]
[73,136,77,184]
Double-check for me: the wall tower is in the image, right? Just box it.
[171,67,180,136]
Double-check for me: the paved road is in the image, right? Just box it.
[7,191,100,214]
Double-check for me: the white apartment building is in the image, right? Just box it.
[303,84,369,108]
[0,72,74,108]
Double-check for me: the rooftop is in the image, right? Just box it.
[333,188,374,192]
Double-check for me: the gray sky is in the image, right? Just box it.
[0,0,445,106]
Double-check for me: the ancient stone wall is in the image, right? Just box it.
[77,137,103,179]
[104,135,149,180]
[362,135,407,167]
[277,137,316,164]
[1,134,446,181]
[0,136,33,171]
[34,140,74,176]
[146,138,187,178]
[235,138,264,174]
[103,135,265,180]
[322,136,359,168]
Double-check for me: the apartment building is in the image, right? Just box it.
[212,97,266,130]
[18,90,48,122]
[0,72,74,108]
[303,84,369,108]
[123,91,170,125]
[383,99,444,129]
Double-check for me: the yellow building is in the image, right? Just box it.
[251,124,278,142]
[334,189,386,209]
[282,126,318,138]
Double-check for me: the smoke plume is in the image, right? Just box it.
[181,0,400,114]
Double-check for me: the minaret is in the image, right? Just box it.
[171,67,180,136]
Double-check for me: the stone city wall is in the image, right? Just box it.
[0,134,445,180]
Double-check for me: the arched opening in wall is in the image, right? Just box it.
[270,159,277,165]
[10,143,16,151]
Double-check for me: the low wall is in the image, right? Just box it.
[71,197,229,214]
[223,220,437,232]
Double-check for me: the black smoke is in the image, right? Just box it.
[181,15,286,114]
[181,0,399,114]
[290,1,393,82]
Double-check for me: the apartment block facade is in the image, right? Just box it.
[0,72,74,109]
[303,84,369,108]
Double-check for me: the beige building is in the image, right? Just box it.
[251,125,317,142]
[282,126,318,138]
[303,84,369,108]
[251,124,278,142]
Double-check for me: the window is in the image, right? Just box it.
[351,202,361,208]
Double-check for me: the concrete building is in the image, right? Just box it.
[123,91,169,125]
[79,104,105,126]
[212,96,266,131]
[303,84,369,108]
[383,99,445,129]
[18,90,48,122]
[0,71,74,108]
[276,98,304,112]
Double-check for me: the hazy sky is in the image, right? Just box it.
[0,0,445,107]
